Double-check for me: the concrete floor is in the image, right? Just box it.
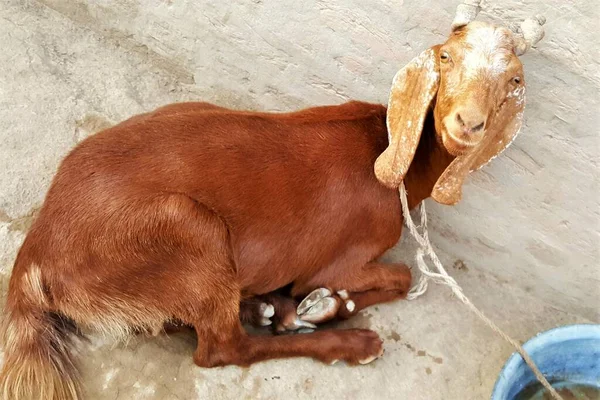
[1,0,598,399]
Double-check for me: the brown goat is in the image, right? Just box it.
[0,13,543,400]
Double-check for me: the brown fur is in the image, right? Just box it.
[0,100,444,399]
[0,21,530,399]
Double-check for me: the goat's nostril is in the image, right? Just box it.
[472,122,485,132]
[454,112,485,134]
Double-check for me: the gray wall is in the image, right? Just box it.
[1,0,598,328]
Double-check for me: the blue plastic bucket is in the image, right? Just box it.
[491,324,600,399]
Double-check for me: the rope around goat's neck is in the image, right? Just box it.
[399,182,563,400]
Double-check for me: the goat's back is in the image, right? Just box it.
[23,100,402,294]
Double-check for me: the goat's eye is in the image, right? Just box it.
[512,76,521,84]
[440,52,451,63]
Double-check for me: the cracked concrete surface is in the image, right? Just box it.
[0,0,598,399]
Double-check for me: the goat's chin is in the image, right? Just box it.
[440,128,477,156]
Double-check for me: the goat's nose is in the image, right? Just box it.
[456,112,485,134]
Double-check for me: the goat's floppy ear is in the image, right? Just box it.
[431,83,526,205]
[470,84,526,171]
[375,47,440,188]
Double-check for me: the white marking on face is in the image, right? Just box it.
[508,85,525,105]
[463,26,511,78]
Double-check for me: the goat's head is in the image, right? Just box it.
[374,1,546,205]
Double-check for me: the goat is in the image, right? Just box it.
[0,2,545,399]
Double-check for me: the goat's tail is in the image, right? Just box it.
[0,264,82,400]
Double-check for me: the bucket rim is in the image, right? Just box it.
[491,323,600,399]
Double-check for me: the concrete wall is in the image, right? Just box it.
[0,0,598,397]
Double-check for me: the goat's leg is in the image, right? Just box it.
[195,287,384,367]
[294,262,411,296]
[239,297,277,327]
[184,277,385,367]
[131,197,385,367]
[297,288,409,323]
[290,262,411,325]
[179,250,384,365]
[196,318,384,367]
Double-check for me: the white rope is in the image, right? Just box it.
[400,182,563,400]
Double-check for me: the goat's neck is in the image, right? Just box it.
[402,112,455,210]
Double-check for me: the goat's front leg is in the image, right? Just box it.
[291,262,411,324]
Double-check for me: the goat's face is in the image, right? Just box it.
[375,14,545,205]
[434,22,524,157]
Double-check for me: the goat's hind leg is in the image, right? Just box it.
[187,263,383,366]
[136,196,384,367]
[195,302,384,367]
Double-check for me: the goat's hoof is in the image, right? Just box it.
[359,345,384,365]
[258,303,275,326]
[296,288,332,315]
[345,299,356,312]
[298,297,339,323]
[260,303,275,318]
[277,316,317,332]
[324,329,384,366]
[336,290,356,312]
[296,288,354,324]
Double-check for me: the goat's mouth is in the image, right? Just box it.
[440,125,480,156]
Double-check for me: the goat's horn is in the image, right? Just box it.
[451,0,482,30]
[513,15,546,56]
